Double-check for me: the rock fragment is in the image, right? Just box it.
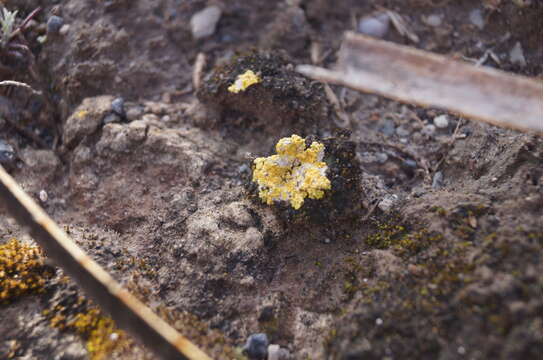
[510,42,527,67]
[190,6,222,39]
[358,12,390,38]
[433,114,449,129]
[243,333,269,360]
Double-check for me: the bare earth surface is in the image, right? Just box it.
[2,0,543,359]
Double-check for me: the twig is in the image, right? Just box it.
[192,52,206,91]
[8,7,41,40]
[297,32,543,134]
[0,80,42,95]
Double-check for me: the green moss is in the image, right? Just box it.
[365,218,442,256]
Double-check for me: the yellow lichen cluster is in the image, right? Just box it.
[48,302,131,360]
[228,70,261,93]
[0,238,53,303]
[252,134,331,209]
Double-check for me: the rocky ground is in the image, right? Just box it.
[2,0,543,359]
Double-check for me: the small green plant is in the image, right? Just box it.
[0,7,18,46]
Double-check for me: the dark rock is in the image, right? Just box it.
[111,97,126,117]
[242,333,269,360]
[47,15,64,34]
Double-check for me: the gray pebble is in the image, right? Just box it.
[0,139,15,165]
[433,115,449,129]
[432,171,444,189]
[469,9,485,30]
[425,14,442,27]
[403,159,417,168]
[378,194,398,212]
[238,164,249,174]
[111,97,125,117]
[375,152,388,164]
[510,42,527,67]
[47,15,64,34]
[380,119,396,136]
[126,106,144,121]
[103,113,121,125]
[358,12,389,38]
[191,6,222,39]
[242,333,269,360]
[396,126,410,138]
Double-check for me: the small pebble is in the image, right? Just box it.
[403,159,417,168]
[126,106,144,121]
[103,113,121,125]
[59,24,70,35]
[395,126,410,138]
[358,12,390,38]
[380,119,396,136]
[39,190,48,203]
[268,344,290,360]
[469,9,485,30]
[190,6,222,39]
[324,238,331,244]
[0,140,15,165]
[375,152,388,164]
[423,124,436,136]
[378,194,398,212]
[111,97,125,117]
[47,15,64,34]
[510,42,527,67]
[238,164,249,174]
[376,318,383,326]
[243,333,269,360]
[433,115,449,128]
[425,14,442,27]
[109,333,119,341]
[458,346,466,355]
[432,171,444,189]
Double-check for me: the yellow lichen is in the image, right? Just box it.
[76,110,89,118]
[48,302,132,360]
[0,239,53,303]
[252,134,331,209]
[228,70,261,93]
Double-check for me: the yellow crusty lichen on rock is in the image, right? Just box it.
[228,70,261,93]
[0,238,53,303]
[252,134,331,210]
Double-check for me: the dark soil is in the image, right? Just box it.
[2,0,543,359]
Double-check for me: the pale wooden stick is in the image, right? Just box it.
[297,32,543,134]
